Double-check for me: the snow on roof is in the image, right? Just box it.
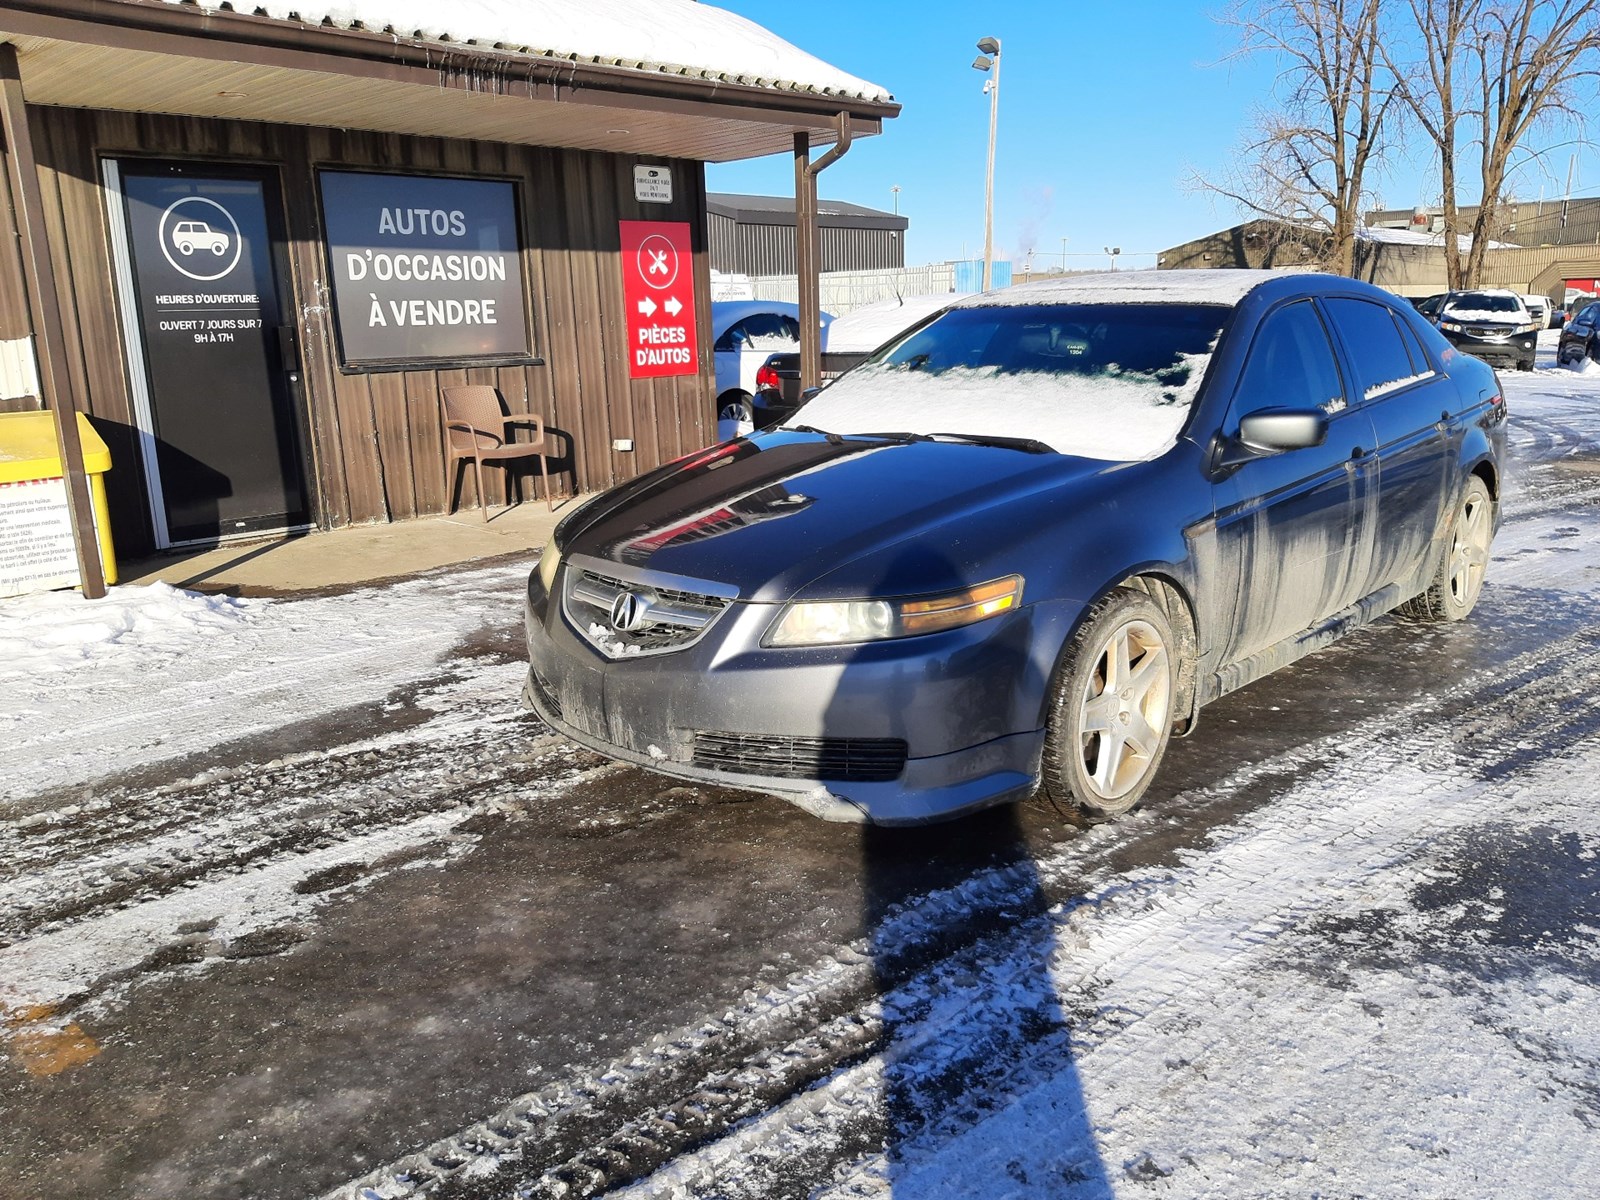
[154,0,892,102]
[958,269,1311,309]
[1358,225,1518,251]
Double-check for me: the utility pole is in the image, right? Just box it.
[972,36,1001,291]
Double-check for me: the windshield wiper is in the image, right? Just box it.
[926,431,1055,454]
[846,430,934,444]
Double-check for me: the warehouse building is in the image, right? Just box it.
[706,192,908,275]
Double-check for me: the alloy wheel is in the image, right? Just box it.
[1448,489,1492,609]
[1078,618,1171,801]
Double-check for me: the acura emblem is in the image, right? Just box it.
[609,590,651,633]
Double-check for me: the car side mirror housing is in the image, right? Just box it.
[1213,408,1330,474]
[1239,409,1328,453]
[800,386,823,402]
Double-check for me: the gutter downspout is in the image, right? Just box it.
[794,112,853,393]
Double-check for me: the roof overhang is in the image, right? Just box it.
[0,1,898,162]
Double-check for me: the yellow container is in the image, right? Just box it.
[0,410,118,589]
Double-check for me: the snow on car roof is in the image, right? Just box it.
[154,0,892,101]
[956,269,1312,309]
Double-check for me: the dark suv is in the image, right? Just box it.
[524,272,1505,825]
[1424,289,1539,371]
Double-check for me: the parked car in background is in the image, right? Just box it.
[1557,300,1600,365]
[524,271,1505,826]
[749,293,969,430]
[1520,293,1555,329]
[711,301,832,439]
[1430,289,1539,371]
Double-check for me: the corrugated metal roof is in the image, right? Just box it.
[149,0,894,102]
[707,192,907,229]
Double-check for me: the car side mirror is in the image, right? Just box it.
[1239,409,1328,453]
[1213,408,1329,474]
[800,386,822,402]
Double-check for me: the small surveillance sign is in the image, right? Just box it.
[633,165,673,205]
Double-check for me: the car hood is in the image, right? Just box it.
[559,431,1119,603]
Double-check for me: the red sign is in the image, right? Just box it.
[619,220,699,379]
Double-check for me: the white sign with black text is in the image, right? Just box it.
[633,165,674,205]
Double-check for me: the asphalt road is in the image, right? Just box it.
[3,363,1599,1199]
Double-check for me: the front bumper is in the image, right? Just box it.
[1441,329,1536,365]
[522,566,1063,825]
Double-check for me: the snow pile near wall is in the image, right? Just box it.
[0,583,255,678]
[0,563,529,804]
[157,0,891,100]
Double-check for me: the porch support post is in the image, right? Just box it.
[793,113,853,394]
[0,41,105,597]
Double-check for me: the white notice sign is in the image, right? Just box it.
[0,476,80,597]
[633,165,673,205]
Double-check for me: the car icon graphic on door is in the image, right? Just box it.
[173,220,230,256]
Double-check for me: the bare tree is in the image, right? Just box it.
[1463,0,1600,284]
[1384,0,1483,289]
[1199,0,1397,276]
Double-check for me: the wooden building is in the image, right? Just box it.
[0,0,897,559]
[707,192,908,275]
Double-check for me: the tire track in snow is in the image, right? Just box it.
[322,603,1600,1200]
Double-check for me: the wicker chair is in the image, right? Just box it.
[441,386,556,520]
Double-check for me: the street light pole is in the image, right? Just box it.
[891,184,901,215]
[973,36,1001,291]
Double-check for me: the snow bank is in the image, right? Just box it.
[156,0,891,100]
[0,563,529,804]
[0,583,254,679]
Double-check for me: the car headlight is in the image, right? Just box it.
[1520,321,1542,335]
[1439,320,1464,333]
[537,531,562,594]
[765,574,1024,647]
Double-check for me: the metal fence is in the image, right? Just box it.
[749,263,963,315]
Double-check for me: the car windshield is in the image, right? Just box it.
[786,302,1231,461]
[1444,292,1525,318]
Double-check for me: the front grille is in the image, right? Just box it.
[564,567,731,659]
[692,732,908,782]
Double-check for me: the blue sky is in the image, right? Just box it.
[706,1,1597,270]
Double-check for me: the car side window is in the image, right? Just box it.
[714,320,748,353]
[1230,300,1345,420]
[1393,312,1435,374]
[1323,297,1424,400]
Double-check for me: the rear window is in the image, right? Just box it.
[790,302,1231,462]
[1324,298,1425,399]
[1443,292,1526,317]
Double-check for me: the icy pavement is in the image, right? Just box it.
[4,339,1600,1200]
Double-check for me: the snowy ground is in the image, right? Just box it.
[4,336,1600,1199]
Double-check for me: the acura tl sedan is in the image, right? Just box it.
[523,272,1506,825]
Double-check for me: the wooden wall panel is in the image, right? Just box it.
[28,105,718,553]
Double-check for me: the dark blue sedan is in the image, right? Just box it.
[523,271,1506,825]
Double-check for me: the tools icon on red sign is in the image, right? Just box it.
[635,234,680,290]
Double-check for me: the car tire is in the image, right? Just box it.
[1040,588,1177,820]
[717,391,754,425]
[177,240,193,255]
[1398,475,1494,623]
[211,242,225,256]
[1516,356,1534,371]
